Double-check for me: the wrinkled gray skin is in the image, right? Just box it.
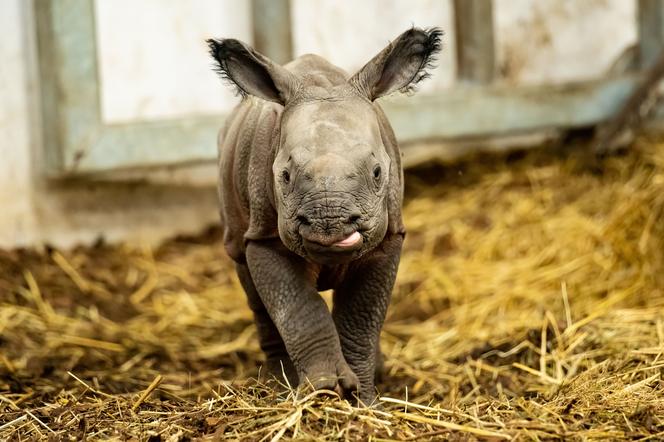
[207,28,441,404]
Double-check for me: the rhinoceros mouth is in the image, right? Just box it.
[333,231,361,247]
[301,229,362,248]
[300,230,364,264]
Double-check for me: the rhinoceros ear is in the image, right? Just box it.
[207,38,297,105]
[350,27,442,101]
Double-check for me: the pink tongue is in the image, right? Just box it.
[334,231,361,247]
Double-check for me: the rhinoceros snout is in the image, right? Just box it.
[295,211,361,230]
[294,197,364,260]
[296,194,361,226]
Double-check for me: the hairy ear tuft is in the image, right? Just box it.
[351,27,443,100]
[206,38,296,105]
[399,27,443,95]
[207,38,248,98]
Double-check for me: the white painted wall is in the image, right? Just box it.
[291,0,457,92]
[92,0,638,122]
[95,0,251,123]
[0,0,641,250]
[0,0,220,249]
[495,0,637,84]
[0,0,37,247]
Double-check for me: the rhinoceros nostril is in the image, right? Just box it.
[348,214,361,224]
[296,214,311,226]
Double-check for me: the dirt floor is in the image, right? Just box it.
[1,139,663,441]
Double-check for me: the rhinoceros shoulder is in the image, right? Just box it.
[218,98,282,262]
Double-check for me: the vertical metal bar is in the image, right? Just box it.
[453,0,495,84]
[638,0,664,68]
[251,0,293,64]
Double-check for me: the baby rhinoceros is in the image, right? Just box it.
[207,27,442,404]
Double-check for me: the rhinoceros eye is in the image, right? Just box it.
[282,170,290,184]
[373,165,382,180]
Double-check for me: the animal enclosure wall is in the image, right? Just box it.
[1,0,662,249]
[35,0,646,175]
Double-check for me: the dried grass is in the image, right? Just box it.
[1,138,663,440]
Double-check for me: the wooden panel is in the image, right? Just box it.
[69,117,222,173]
[252,0,292,64]
[638,0,664,67]
[61,75,642,174]
[494,0,636,85]
[35,0,99,174]
[382,75,636,141]
[35,0,226,176]
[32,0,655,176]
[290,0,456,92]
[453,0,495,83]
[34,0,63,171]
[94,0,249,123]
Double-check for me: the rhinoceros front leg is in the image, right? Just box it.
[332,233,403,405]
[235,263,298,386]
[245,240,359,395]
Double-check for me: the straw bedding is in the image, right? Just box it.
[1,139,663,440]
